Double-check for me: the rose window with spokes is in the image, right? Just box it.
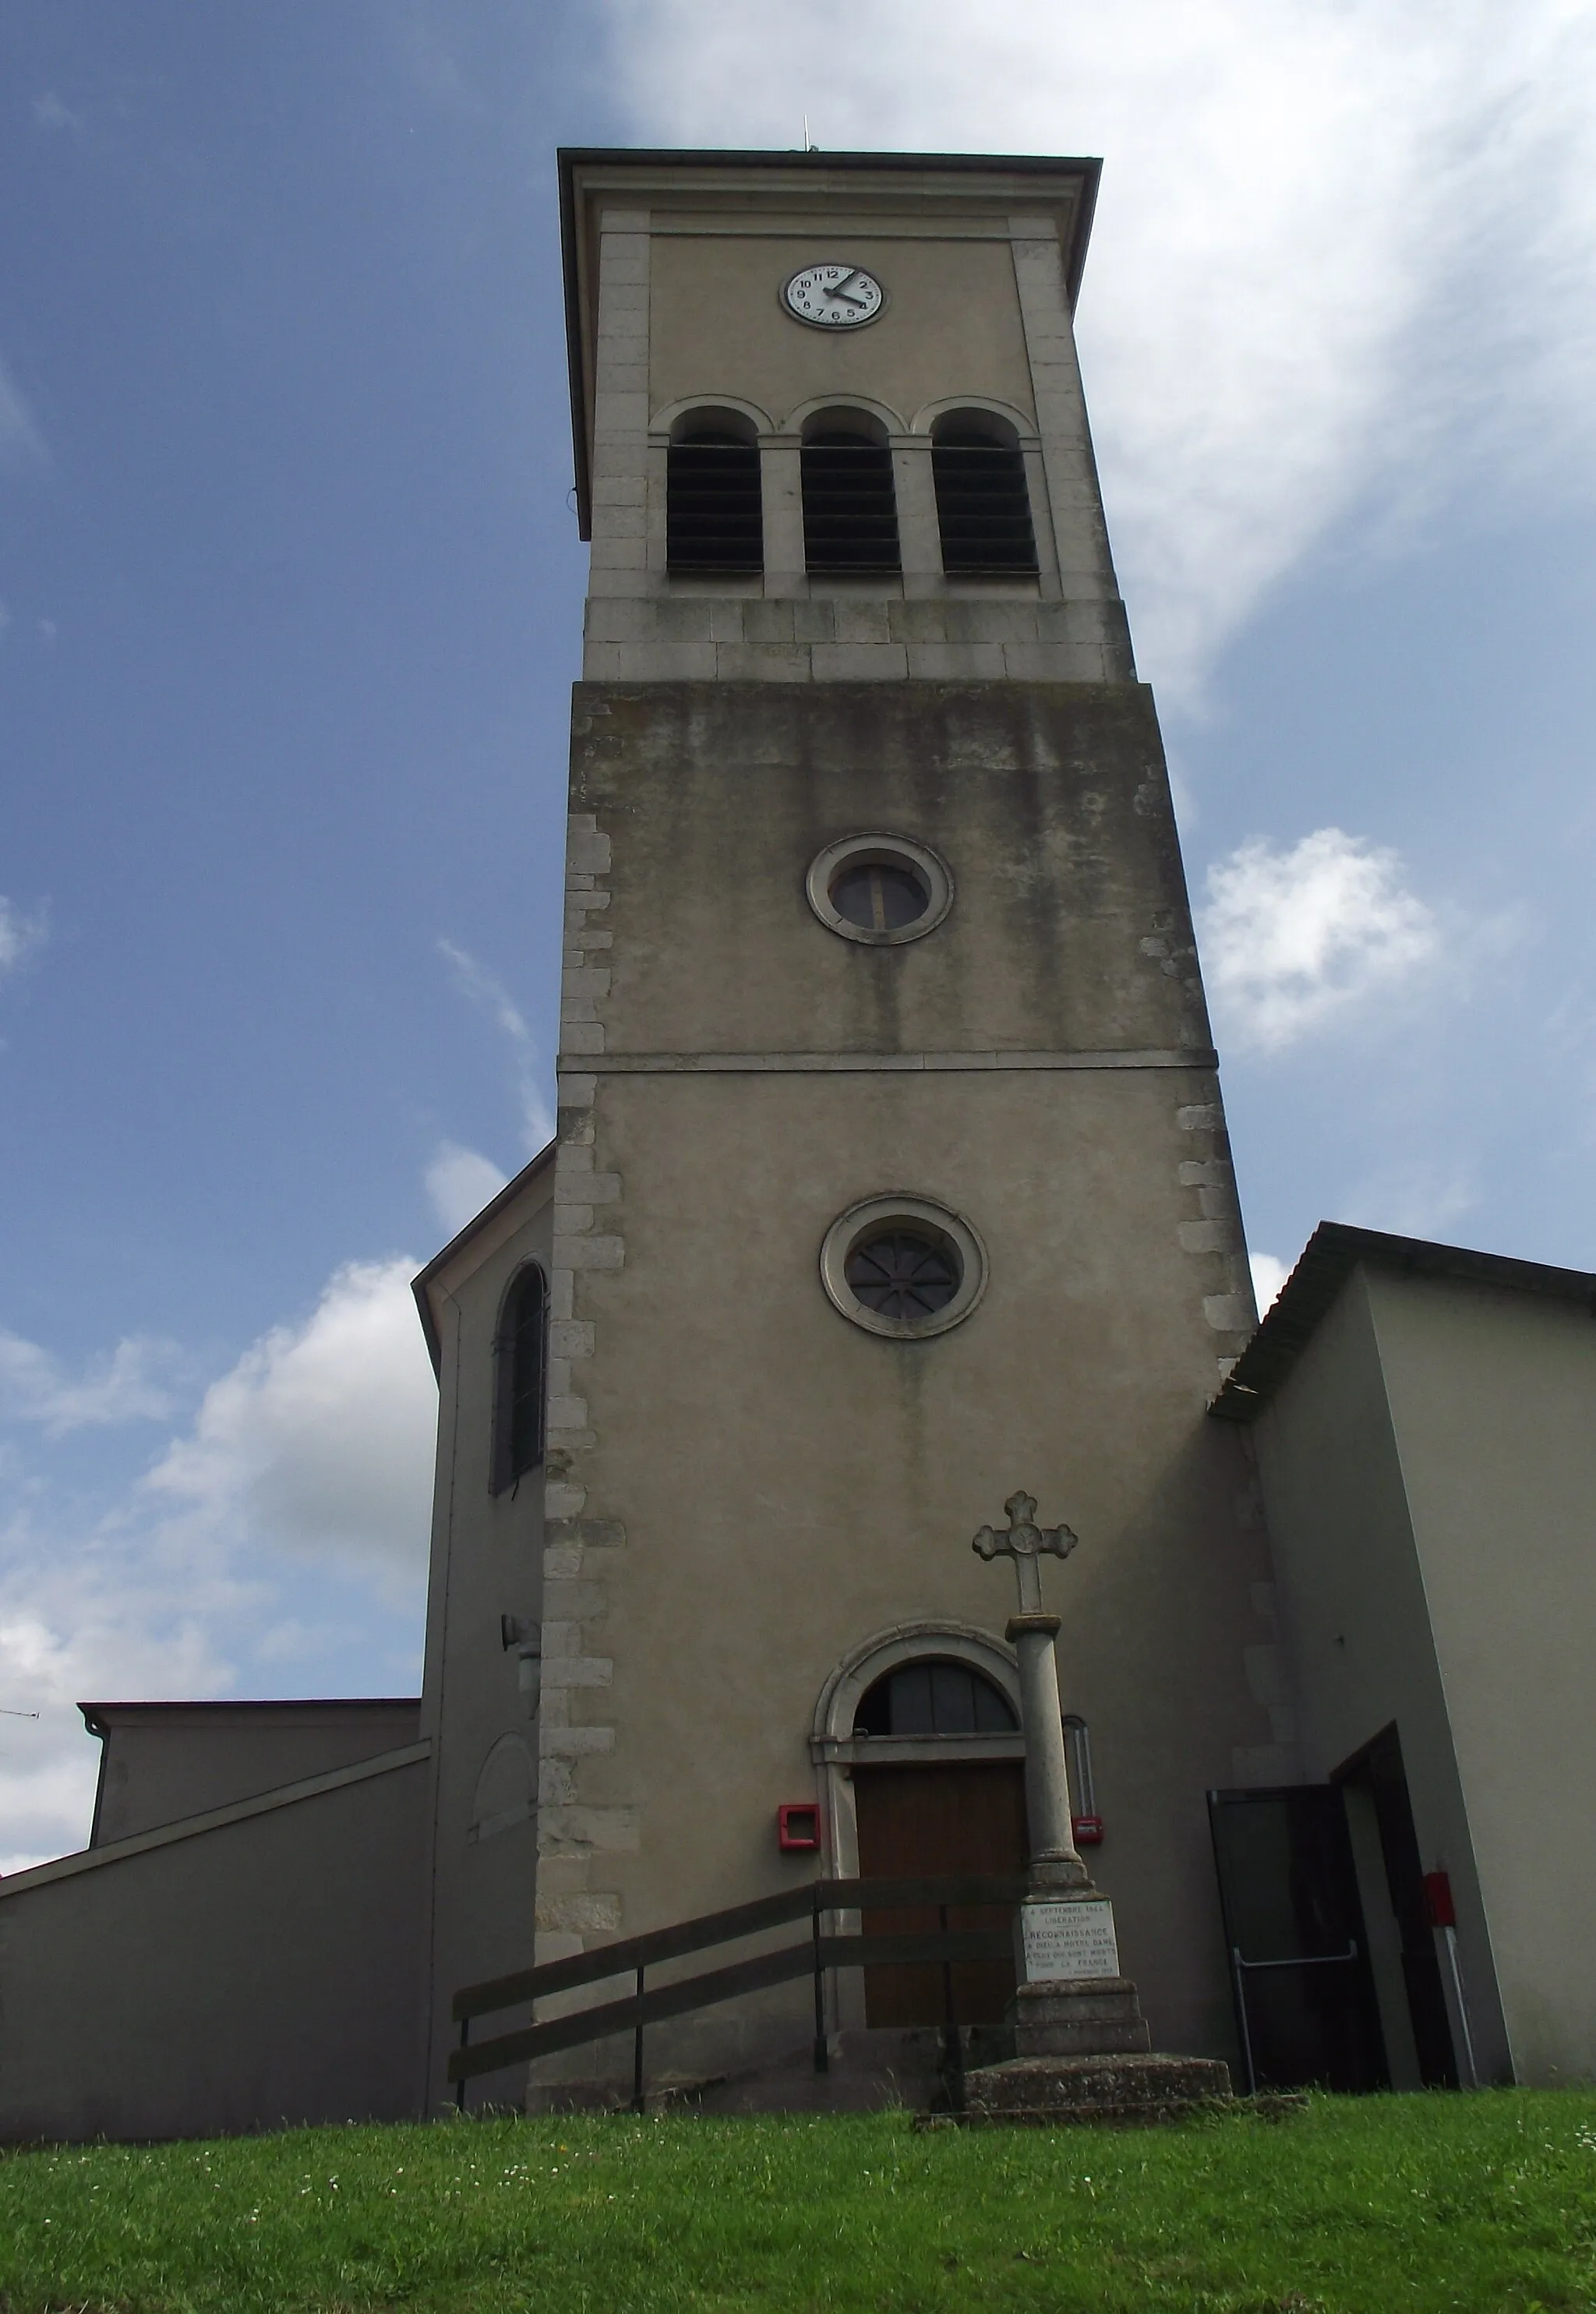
[843,1228,961,1321]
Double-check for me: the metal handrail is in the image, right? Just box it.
[450,1871,1027,2104]
[1227,1939,1360,2094]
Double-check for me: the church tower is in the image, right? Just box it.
[422,148,1288,2107]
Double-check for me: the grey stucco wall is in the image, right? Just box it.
[417,1168,554,2114]
[539,678,1276,2088]
[1247,1268,1511,2081]
[1368,1268,1596,2085]
[90,1701,422,1847]
[0,1751,427,2143]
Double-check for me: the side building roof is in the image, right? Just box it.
[411,1139,556,1376]
[1210,1220,1596,1423]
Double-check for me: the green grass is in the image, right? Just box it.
[1,2093,1593,2313]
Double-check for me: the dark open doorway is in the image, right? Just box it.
[1333,1723,1457,2088]
[1209,1728,1461,2093]
[1207,1783,1387,2092]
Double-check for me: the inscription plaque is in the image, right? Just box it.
[1018,1896,1120,1984]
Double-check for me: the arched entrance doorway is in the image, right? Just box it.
[811,1624,1028,2026]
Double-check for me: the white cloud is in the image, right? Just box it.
[0,1329,177,1436]
[144,1257,437,1603]
[1249,1251,1289,1315]
[598,0,1596,698]
[1199,828,1437,1051]
[438,938,555,1152]
[0,354,46,470]
[0,1256,440,1871]
[425,1141,510,1235]
[0,898,47,977]
[0,1549,244,1875]
[32,91,83,135]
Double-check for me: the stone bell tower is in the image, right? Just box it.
[532,147,1282,2095]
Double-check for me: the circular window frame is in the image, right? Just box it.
[819,1194,988,1341]
[806,832,953,947]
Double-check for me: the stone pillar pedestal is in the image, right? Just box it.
[960,2050,1234,2124]
[1013,1977,1151,2058]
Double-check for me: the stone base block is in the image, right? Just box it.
[1012,1975,1152,2058]
[959,2051,1234,2125]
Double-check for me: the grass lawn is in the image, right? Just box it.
[1,2092,1593,2312]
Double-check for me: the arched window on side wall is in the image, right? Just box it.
[666,409,764,574]
[492,1263,547,1493]
[801,410,901,575]
[931,410,1038,574]
[852,1658,1018,1737]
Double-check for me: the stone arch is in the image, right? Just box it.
[908,392,1038,443]
[813,1619,1020,1748]
[648,392,775,443]
[468,1732,536,1844]
[808,1621,1024,2037]
[782,390,906,438]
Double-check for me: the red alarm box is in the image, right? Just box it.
[1072,1814,1104,1846]
[778,1802,821,1853]
[1422,1871,1456,1929]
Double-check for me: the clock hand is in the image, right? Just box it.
[828,270,867,304]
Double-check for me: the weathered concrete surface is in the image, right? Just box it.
[536,677,1274,2099]
[0,1747,428,2143]
[566,680,1212,1062]
[413,1152,557,2118]
[84,1699,421,1848]
[961,2051,1232,2122]
[1013,1976,1152,2058]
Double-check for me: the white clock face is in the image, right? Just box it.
[782,264,885,329]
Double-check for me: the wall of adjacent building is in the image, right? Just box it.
[415,1161,554,2114]
[88,1700,422,1846]
[0,1746,427,2143]
[1368,1267,1596,2086]
[1247,1266,1510,2083]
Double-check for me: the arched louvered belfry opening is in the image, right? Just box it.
[930,409,1038,575]
[666,408,764,574]
[492,1262,547,1493]
[800,409,901,576]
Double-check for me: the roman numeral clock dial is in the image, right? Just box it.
[782,263,885,327]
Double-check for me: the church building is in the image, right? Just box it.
[0,147,1591,2140]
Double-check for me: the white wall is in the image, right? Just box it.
[1247,1267,1510,2080]
[1370,1269,1596,2085]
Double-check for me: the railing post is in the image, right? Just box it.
[631,1965,646,2113]
[456,2017,469,2114]
[1230,1946,1256,2094]
[812,1883,829,2074]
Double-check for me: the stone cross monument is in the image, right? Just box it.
[964,1489,1233,2121]
[973,1493,1089,1895]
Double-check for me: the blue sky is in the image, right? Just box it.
[2,0,1594,1864]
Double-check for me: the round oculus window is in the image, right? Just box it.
[819,1195,987,1340]
[846,1228,959,1320]
[806,833,952,946]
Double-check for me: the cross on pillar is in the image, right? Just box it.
[972,1488,1088,1890]
[972,1490,1079,1615]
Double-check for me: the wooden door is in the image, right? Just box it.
[852,1761,1027,2026]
